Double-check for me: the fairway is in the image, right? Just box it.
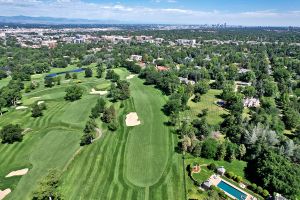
[125,77,170,187]
[59,73,185,200]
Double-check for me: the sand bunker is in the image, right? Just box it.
[125,112,141,126]
[90,88,108,95]
[126,74,136,80]
[5,168,29,178]
[16,106,28,110]
[37,101,45,105]
[0,189,11,200]
[32,97,41,99]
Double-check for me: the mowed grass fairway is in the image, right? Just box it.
[0,70,103,199]
[125,78,170,187]
[60,75,185,200]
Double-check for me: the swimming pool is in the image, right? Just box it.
[217,180,247,200]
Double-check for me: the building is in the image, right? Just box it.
[179,77,195,85]
[243,98,260,108]
[156,65,169,72]
[41,40,57,48]
[130,55,143,62]
[176,39,196,46]
[202,180,212,189]
[238,68,251,74]
[73,38,85,44]
[273,193,287,200]
[217,166,226,176]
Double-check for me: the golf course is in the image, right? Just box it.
[0,67,185,200]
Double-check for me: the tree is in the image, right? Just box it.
[65,85,84,101]
[90,98,106,119]
[32,103,43,118]
[252,150,300,198]
[72,73,77,79]
[193,93,201,102]
[0,124,23,144]
[282,107,300,129]
[238,144,246,160]
[65,72,71,79]
[85,67,93,78]
[0,98,6,115]
[106,70,120,82]
[201,138,218,159]
[0,70,8,79]
[194,80,210,94]
[216,142,226,160]
[32,169,62,200]
[44,77,54,87]
[84,119,97,133]
[101,105,116,123]
[96,65,105,78]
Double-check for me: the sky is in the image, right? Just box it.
[0,0,300,26]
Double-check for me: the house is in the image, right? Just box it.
[238,68,251,74]
[176,39,196,46]
[243,98,260,108]
[156,65,169,72]
[217,166,226,176]
[179,77,195,85]
[202,180,212,189]
[273,193,287,200]
[130,55,143,62]
[41,40,57,48]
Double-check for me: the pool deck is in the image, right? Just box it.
[208,174,256,200]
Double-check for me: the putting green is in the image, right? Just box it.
[124,78,170,187]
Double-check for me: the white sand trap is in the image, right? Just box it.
[125,112,141,126]
[5,168,29,178]
[37,101,45,105]
[32,97,41,99]
[15,106,28,110]
[126,74,136,80]
[90,88,108,95]
[0,189,11,200]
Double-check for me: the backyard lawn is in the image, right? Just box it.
[182,89,228,125]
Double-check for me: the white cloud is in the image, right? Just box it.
[0,0,299,26]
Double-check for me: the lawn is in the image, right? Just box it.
[182,89,228,125]
[184,156,248,200]
[59,69,185,200]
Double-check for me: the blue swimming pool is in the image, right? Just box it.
[217,180,247,200]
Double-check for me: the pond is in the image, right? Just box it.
[45,68,85,78]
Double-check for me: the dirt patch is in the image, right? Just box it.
[15,106,28,110]
[90,88,108,95]
[5,168,29,178]
[125,112,141,127]
[192,165,201,173]
[0,189,11,200]
[126,74,136,80]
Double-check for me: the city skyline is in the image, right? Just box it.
[0,0,300,26]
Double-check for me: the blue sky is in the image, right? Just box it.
[0,0,300,26]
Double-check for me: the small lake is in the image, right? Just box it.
[45,68,85,78]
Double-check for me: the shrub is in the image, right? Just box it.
[257,186,263,194]
[250,183,257,191]
[262,189,269,197]
[236,176,243,183]
[208,163,217,171]
[226,171,234,179]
